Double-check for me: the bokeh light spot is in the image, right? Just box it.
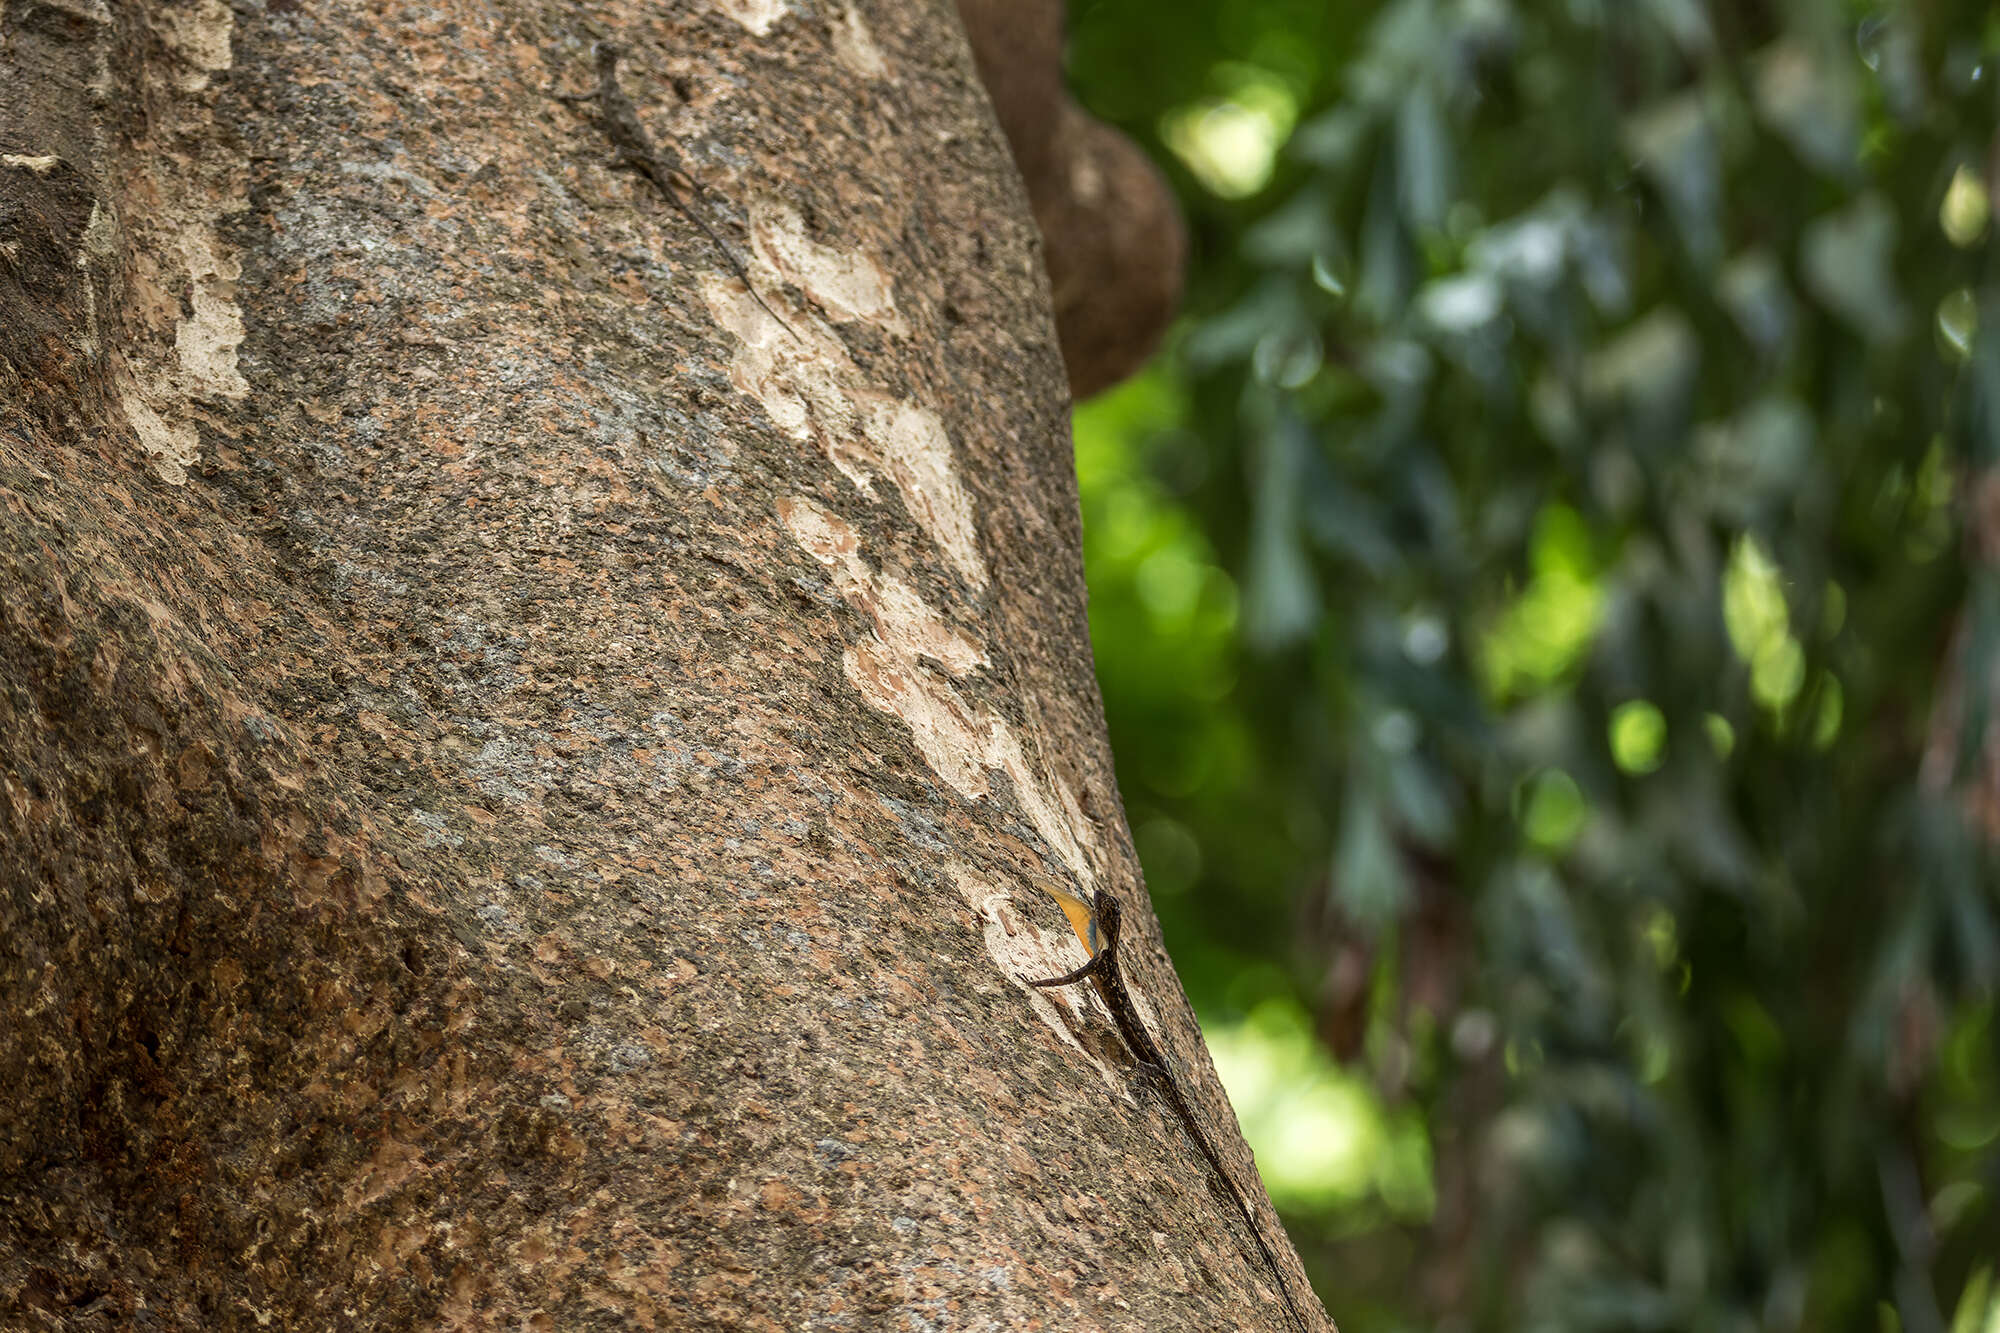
[1521,769,1587,850]
[1940,164,1990,247]
[1609,700,1667,774]
[1208,1000,1434,1216]
[1160,66,1299,199]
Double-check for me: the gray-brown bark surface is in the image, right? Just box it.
[0,0,1324,1328]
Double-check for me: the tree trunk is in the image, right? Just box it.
[0,1,1325,1329]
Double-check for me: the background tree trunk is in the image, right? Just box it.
[0,0,1322,1328]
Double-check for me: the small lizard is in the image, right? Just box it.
[1031,888,1318,1333]
[556,41,800,341]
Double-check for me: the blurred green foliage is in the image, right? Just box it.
[1064,0,2000,1328]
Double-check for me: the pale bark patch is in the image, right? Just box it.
[173,228,250,401]
[100,0,251,480]
[156,0,234,87]
[77,201,117,358]
[754,202,908,335]
[709,278,987,589]
[779,490,1096,897]
[777,495,986,675]
[831,6,890,80]
[857,396,986,588]
[711,0,790,38]
[115,360,200,484]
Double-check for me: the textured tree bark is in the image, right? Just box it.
[0,1,1322,1329]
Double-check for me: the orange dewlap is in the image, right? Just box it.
[1044,884,1098,955]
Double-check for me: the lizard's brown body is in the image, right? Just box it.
[1031,889,1318,1332]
